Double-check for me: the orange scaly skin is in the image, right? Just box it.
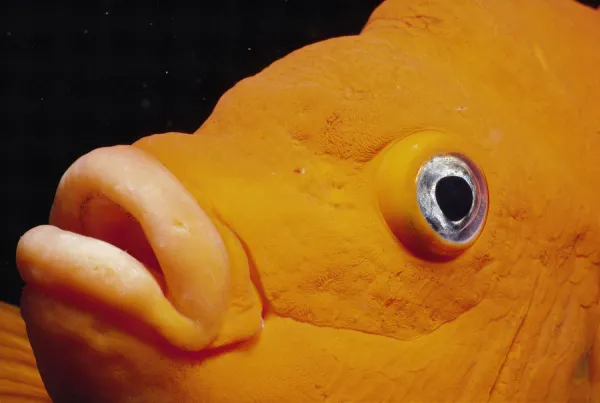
[10,0,600,402]
[0,302,50,402]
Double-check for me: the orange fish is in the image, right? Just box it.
[3,0,600,401]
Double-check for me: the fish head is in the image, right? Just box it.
[15,0,600,401]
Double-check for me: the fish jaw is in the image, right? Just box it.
[16,145,262,354]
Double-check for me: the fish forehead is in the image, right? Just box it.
[198,0,600,173]
[364,0,600,152]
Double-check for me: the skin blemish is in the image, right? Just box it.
[533,43,549,71]
[399,15,442,32]
[172,219,188,232]
[573,349,590,379]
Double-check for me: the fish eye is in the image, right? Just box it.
[376,130,489,259]
[416,154,488,245]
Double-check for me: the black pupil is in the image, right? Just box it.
[434,176,473,222]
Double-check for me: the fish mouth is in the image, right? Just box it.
[16,145,231,351]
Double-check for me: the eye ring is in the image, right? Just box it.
[416,153,488,245]
[375,130,489,260]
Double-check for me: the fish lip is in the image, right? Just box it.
[16,145,232,351]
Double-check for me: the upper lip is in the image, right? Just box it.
[16,145,232,351]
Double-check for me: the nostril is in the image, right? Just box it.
[79,194,164,289]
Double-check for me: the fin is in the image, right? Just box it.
[0,301,51,402]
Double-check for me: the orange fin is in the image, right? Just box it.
[0,301,51,402]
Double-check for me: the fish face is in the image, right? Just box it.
[15,0,600,402]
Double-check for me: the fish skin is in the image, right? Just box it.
[0,301,50,402]
[8,0,600,402]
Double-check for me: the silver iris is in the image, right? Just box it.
[416,153,488,244]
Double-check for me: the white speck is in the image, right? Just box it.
[6,31,11,37]
[533,44,549,71]
[247,47,252,51]
[105,11,109,15]
[172,221,189,232]
[141,98,151,109]
[83,29,88,34]
[456,106,468,111]
[202,97,206,100]
[40,97,44,101]
[149,22,153,26]
[165,70,169,75]
[299,168,306,175]
[488,128,503,144]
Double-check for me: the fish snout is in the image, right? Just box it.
[16,145,231,351]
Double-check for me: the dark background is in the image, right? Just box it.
[1,0,599,307]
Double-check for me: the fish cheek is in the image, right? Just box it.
[21,289,197,403]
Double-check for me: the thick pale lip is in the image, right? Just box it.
[16,145,231,351]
